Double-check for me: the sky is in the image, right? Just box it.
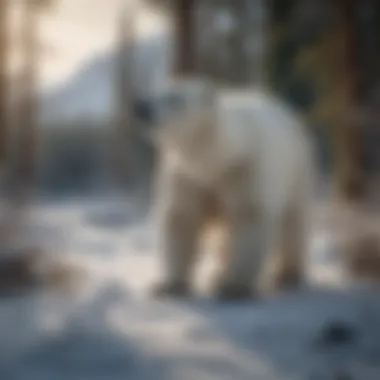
[10,0,169,91]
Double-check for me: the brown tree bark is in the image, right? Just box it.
[112,5,135,190]
[333,0,365,202]
[172,0,196,76]
[16,0,39,194]
[0,0,9,166]
[15,0,53,194]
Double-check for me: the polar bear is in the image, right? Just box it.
[149,78,315,301]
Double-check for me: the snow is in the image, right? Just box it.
[0,197,380,380]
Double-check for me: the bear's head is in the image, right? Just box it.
[134,77,213,124]
[141,77,217,154]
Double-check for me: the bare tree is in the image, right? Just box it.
[0,0,54,244]
[0,0,55,289]
[194,0,268,87]
[150,0,197,76]
[13,0,52,194]
[332,0,364,203]
[111,4,136,191]
[0,0,9,168]
[245,0,268,86]
[16,0,38,193]
[172,0,196,75]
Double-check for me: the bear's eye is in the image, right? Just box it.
[133,98,157,123]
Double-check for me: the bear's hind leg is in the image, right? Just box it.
[263,201,309,294]
[213,209,266,301]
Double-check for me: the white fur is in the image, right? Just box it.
[153,79,316,296]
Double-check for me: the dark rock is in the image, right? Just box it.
[316,321,358,348]
[0,247,45,297]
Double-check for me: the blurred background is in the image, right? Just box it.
[3,0,377,204]
[0,1,380,379]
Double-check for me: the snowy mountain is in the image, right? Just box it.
[40,31,174,125]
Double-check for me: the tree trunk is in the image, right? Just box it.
[17,0,38,194]
[0,0,9,166]
[333,0,364,202]
[172,0,196,76]
[245,0,267,86]
[112,5,135,191]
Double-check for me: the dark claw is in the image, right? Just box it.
[214,284,255,302]
[270,269,303,292]
[150,281,191,298]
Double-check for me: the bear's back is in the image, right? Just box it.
[215,89,313,212]
[215,89,309,162]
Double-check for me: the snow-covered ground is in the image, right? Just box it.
[1,197,380,380]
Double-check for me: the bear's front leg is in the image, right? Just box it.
[151,172,204,299]
[152,210,201,298]
[214,218,266,301]
[213,197,270,302]
[212,161,270,301]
